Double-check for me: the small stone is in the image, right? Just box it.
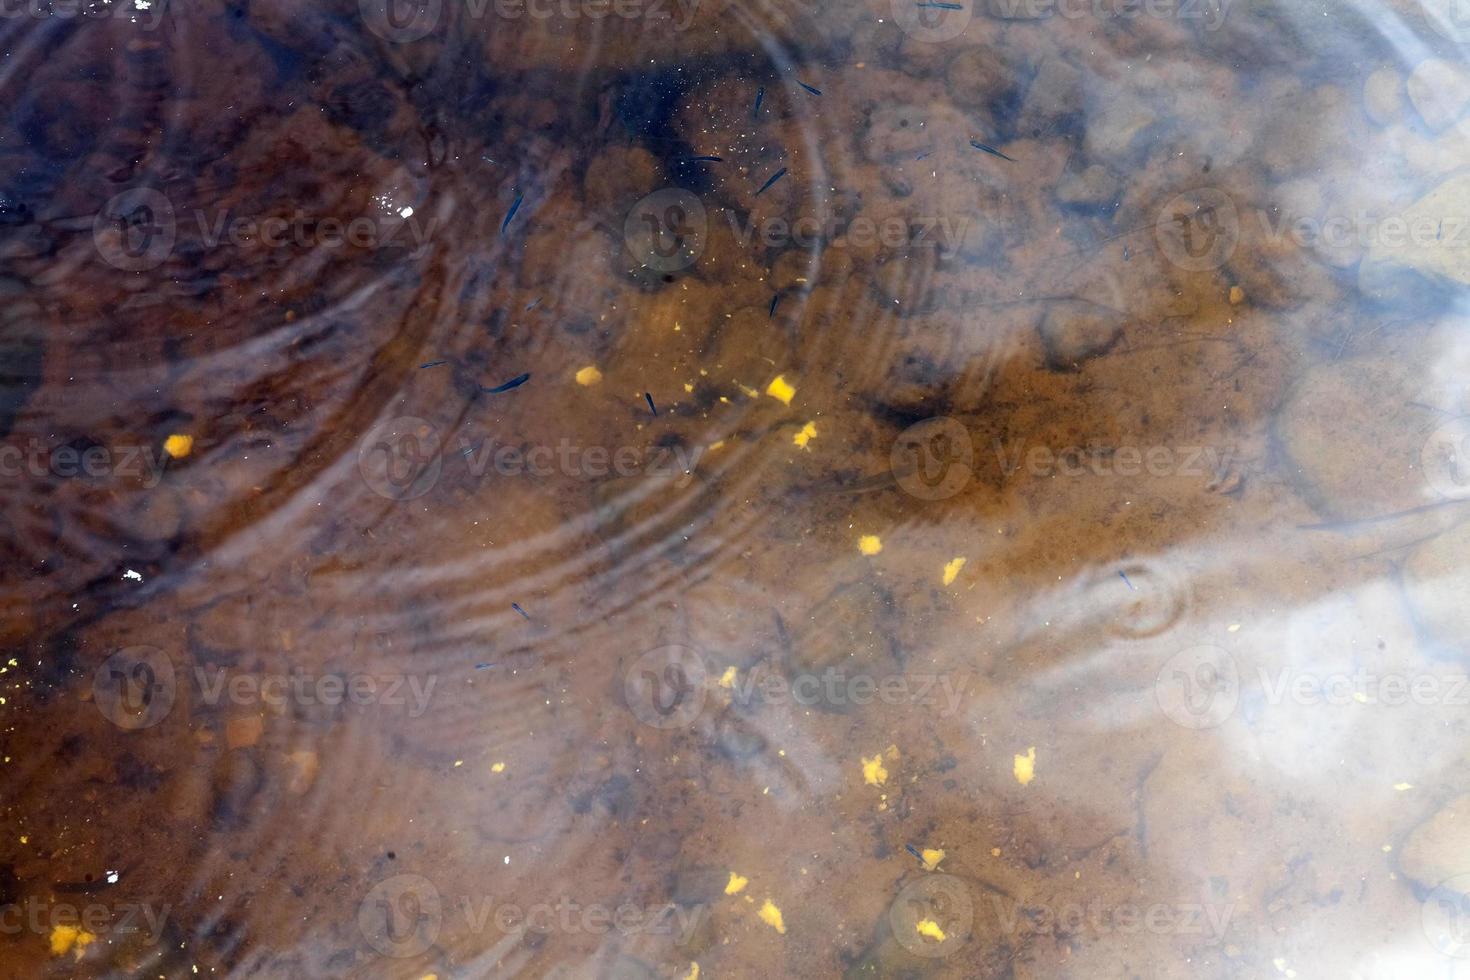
[1229,286,1245,305]
[1363,67,1405,126]
[1037,300,1125,370]
[1400,794,1470,890]
[1407,59,1470,132]
[225,714,264,750]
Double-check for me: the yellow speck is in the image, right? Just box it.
[709,440,725,452]
[920,848,945,871]
[858,535,883,556]
[1229,285,1245,305]
[1013,746,1036,786]
[991,847,1001,857]
[862,754,889,786]
[491,762,506,773]
[163,433,193,459]
[18,836,26,844]
[793,421,818,449]
[1394,782,1414,791]
[453,760,463,767]
[421,975,439,980]
[1352,691,1369,703]
[725,872,748,895]
[915,919,946,941]
[1227,623,1241,632]
[766,375,796,405]
[49,925,95,959]
[758,899,786,934]
[942,557,967,586]
[718,666,737,689]
[575,366,603,386]
[684,964,700,980]
[683,383,694,393]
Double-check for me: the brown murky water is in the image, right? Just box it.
[6,0,1470,976]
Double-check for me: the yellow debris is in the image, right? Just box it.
[942,557,967,586]
[1229,285,1245,305]
[1394,782,1414,791]
[920,848,945,871]
[718,666,737,689]
[793,421,818,449]
[915,919,946,942]
[725,872,748,895]
[862,754,889,786]
[1013,746,1036,786]
[163,433,193,459]
[765,375,796,405]
[709,440,726,452]
[684,964,700,980]
[758,898,786,934]
[858,535,883,556]
[575,366,602,386]
[491,762,506,773]
[48,925,96,959]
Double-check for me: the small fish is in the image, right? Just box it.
[525,297,541,311]
[753,86,764,120]
[680,155,724,164]
[500,190,523,235]
[905,843,924,863]
[756,167,787,196]
[969,139,1015,162]
[917,1,964,8]
[645,392,658,416]
[769,294,780,318]
[419,359,448,369]
[474,663,496,670]
[797,80,822,96]
[915,150,933,161]
[1119,570,1136,591]
[460,445,477,457]
[512,602,530,620]
[482,372,531,394]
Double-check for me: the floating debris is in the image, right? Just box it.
[942,557,967,585]
[575,365,602,386]
[793,421,817,449]
[757,899,786,934]
[163,433,193,459]
[645,392,658,416]
[482,372,531,394]
[755,167,787,196]
[861,753,889,786]
[1014,746,1036,786]
[969,139,1016,162]
[512,602,530,620]
[419,360,448,369]
[858,535,883,556]
[725,871,748,895]
[797,80,822,96]
[765,374,796,404]
[500,190,523,235]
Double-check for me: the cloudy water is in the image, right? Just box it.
[5,0,1470,976]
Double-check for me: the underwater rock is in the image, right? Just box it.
[946,48,1017,112]
[1403,520,1470,656]
[1359,174,1470,307]
[1399,793,1470,892]
[1273,356,1441,522]
[1037,299,1125,370]
[1406,59,1470,132]
[1363,67,1406,127]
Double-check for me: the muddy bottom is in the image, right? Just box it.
[5,0,1470,977]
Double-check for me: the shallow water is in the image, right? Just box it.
[6,0,1470,976]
